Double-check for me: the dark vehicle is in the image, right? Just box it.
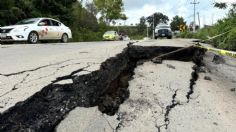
[154,24,172,39]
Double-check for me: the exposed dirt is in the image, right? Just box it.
[0,45,205,132]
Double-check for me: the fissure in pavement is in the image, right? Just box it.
[0,60,72,77]
[186,49,205,102]
[157,47,205,131]
[0,45,205,132]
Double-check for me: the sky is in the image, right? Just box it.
[122,0,234,27]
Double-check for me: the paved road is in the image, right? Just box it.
[0,41,129,112]
[0,39,236,132]
[0,39,191,112]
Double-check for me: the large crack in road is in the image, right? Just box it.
[156,48,205,132]
[0,45,206,132]
[0,60,73,77]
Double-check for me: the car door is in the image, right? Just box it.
[51,19,62,39]
[37,19,53,40]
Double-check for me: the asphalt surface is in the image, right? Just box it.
[1,39,236,132]
[0,41,129,112]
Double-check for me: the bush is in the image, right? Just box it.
[219,27,236,50]
[72,29,103,42]
[176,31,194,38]
[130,35,145,40]
[194,28,209,40]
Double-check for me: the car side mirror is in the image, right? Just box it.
[38,22,46,26]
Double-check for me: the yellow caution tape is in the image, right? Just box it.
[194,44,236,58]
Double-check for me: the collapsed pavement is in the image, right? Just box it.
[57,43,236,132]
[0,42,128,113]
[1,40,235,132]
[0,43,206,132]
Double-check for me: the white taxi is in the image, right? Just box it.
[0,18,72,44]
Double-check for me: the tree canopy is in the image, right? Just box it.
[170,15,186,31]
[93,0,127,24]
[214,2,227,9]
[137,16,146,34]
[146,12,169,28]
[0,0,78,26]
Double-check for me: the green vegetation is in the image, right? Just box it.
[178,3,236,51]
[109,25,145,40]
[170,15,187,31]
[0,0,126,42]
[137,16,147,37]
[94,0,127,23]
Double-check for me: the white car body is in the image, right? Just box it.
[0,18,72,43]
[122,35,130,41]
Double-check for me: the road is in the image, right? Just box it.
[0,39,236,132]
[0,41,129,112]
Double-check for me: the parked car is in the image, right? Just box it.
[0,18,72,44]
[103,31,119,41]
[121,35,130,41]
[155,24,172,39]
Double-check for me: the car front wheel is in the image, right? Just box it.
[61,33,68,43]
[28,32,39,44]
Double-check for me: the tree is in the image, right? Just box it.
[214,2,227,9]
[146,12,169,34]
[93,0,127,24]
[0,0,16,25]
[170,15,186,31]
[120,14,128,21]
[85,2,98,16]
[213,2,236,21]
[228,3,236,17]
[137,16,146,34]
[0,0,15,10]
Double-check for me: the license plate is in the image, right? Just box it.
[0,33,7,38]
[162,34,165,36]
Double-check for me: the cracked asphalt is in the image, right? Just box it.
[57,40,236,132]
[1,39,236,132]
[0,41,128,112]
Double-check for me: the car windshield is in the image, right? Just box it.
[15,18,40,25]
[105,31,115,35]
